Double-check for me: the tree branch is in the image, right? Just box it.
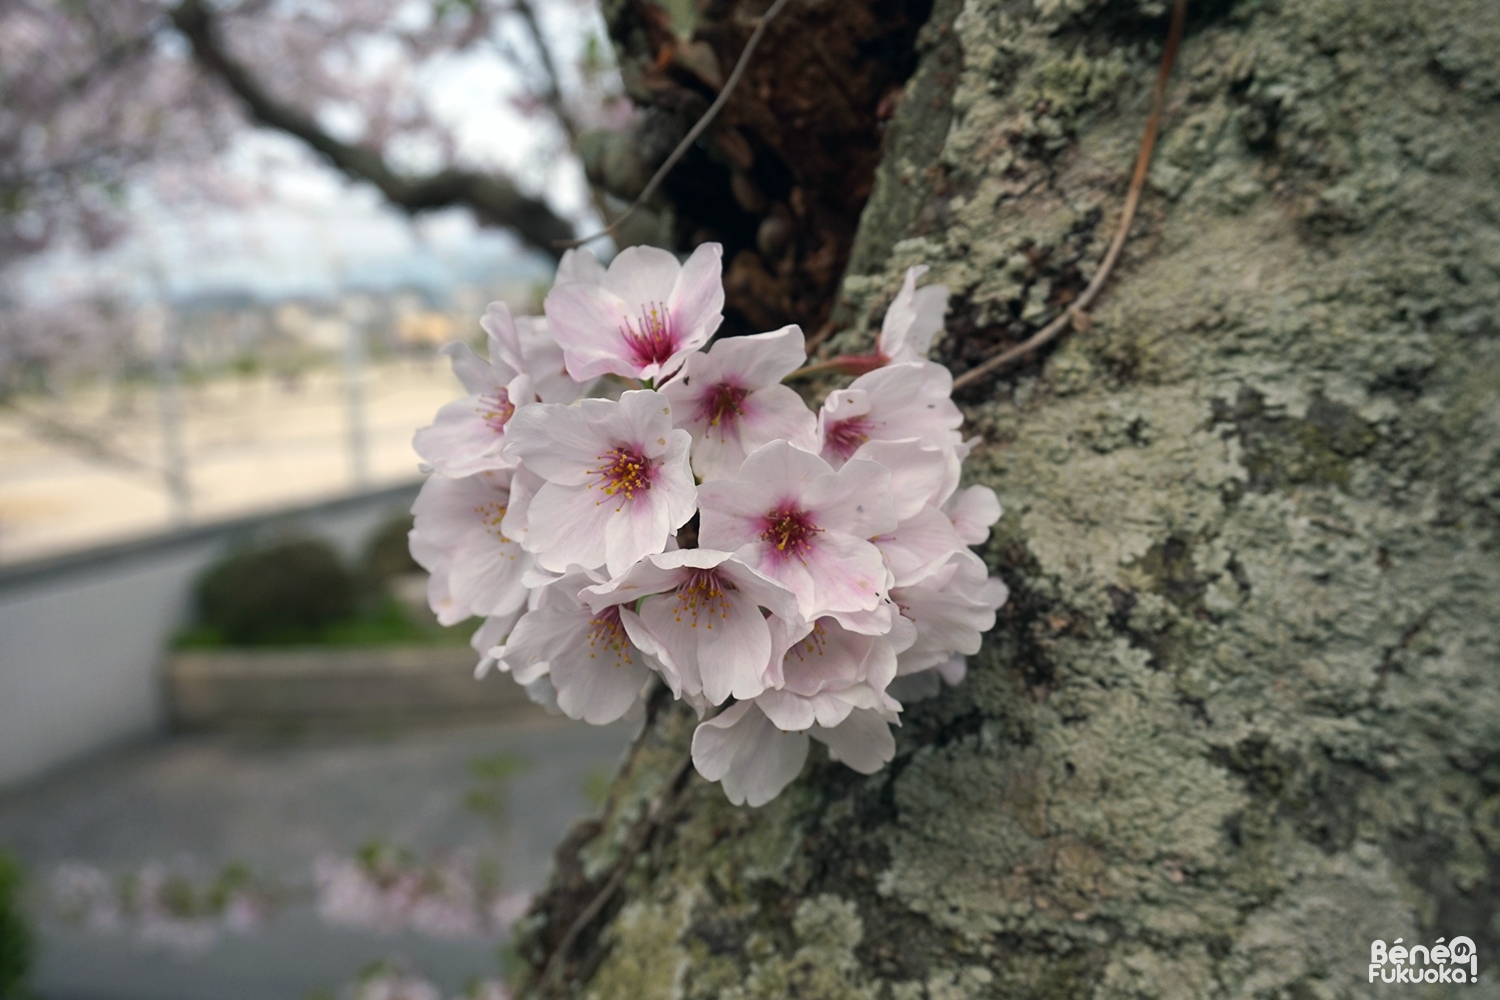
[513,0,579,146]
[168,0,576,260]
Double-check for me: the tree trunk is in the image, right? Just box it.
[520,0,1500,996]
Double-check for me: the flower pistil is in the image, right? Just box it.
[673,569,734,628]
[822,417,873,461]
[587,605,633,666]
[698,381,749,430]
[592,446,654,504]
[621,303,677,367]
[760,505,820,562]
[478,390,515,433]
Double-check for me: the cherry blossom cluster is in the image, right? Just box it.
[409,245,1008,806]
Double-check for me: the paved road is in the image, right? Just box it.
[0,717,636,1000]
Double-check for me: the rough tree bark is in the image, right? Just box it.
[519,0,1500,997]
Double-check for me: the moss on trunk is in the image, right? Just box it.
[521,0,1500,996]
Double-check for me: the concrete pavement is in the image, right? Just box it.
[0,715,636,1000]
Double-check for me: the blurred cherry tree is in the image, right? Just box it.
[0,0,625,389]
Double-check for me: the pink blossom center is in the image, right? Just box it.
[587,606,632,666]
[620,302,678,368]
[672,569,733,629]
[697,381,749,430]
[823,416,872,460]
[479,390,515,433]
[759,504,820,562]
[592,446,655,502]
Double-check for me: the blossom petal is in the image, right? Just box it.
[691,702,809,807]
[551,642,650,725]
[878,265,948,363]
[635,596,705,699]
[442,341,508,394]
[603,491,673,578]
[810,456,898,539]
[413,396,508,476]
[885,669,943,704]
[810,708,896,774]
[503,399,612,484]
[525,480,614,572]
[556,247,607,285]
[602,244,681,305]
[535,601,652,725]
[471,611,523,679]
[947,484,1002,545]
[478,302,526,375]
[543,284,639,382]
[705,324,805,387]
[450,526,530,617]
[698,594,774,704]
[876,505,969,587]
[754,689,818,732]
[850,439,955,521]
[665,243,726,351]
[801,530,887,618]
[496,604,582,685]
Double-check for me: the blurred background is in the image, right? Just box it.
[0,2,643,997]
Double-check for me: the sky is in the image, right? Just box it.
[17,133,560,306]
[12,1,613,309]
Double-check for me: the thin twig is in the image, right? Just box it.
[783,352,882,382]
[553,0,796,250]
[949,0,1188,393]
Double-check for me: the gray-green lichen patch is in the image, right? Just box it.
[585,891,696,1000]
[533,0,1500,996]
[714,896,875,1000]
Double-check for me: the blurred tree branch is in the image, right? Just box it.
[168,0,577,261]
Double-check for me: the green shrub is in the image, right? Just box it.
[195,539,356,645]
[362,512,420,583]
[0,853,31,1000]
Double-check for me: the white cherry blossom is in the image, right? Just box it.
[659,324,818,481]
[697,440,896,623]
[544,243,724,383]
[410,255,1010,806]
[555,246,607,285]
[754,614,909,734]
[492,572,652,725]
[689,616,910,804]
[874,505,970,588]
[817,362,963,466]
[502,389,696,577]
[409,470,532,625]
[412,338,534,478]
[945,483,1003,544]
[503,311,586,406]
[582,548,799,705]
[877,265,948,363]
[892,552,1008,677]
[850,438,959,521]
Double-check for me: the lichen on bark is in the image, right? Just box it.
[518,0,1500,996]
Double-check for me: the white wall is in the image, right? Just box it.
[0,483,421,790]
